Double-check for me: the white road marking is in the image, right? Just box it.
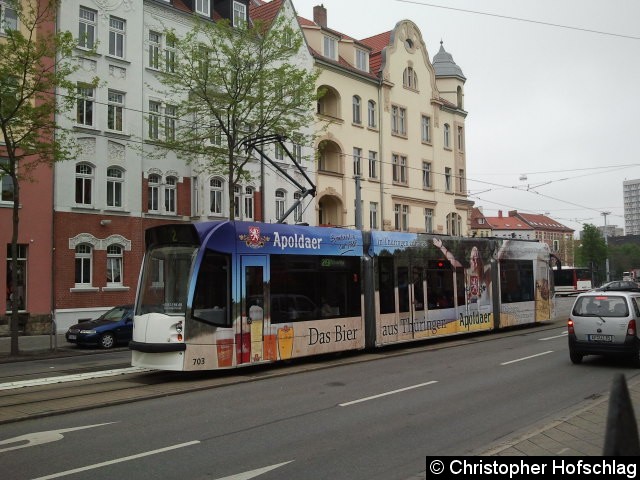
[0,423,115,453]
[31,441,201,480]
[500,351,554,365]
[339,381,438,407]
[0,367,151,391]
[214,461,294,480]
[539,331,568,341]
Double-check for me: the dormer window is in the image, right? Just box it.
[403,67,418,90]
[355,48,368,72]
[195,0,210,17]
[323,35,337,61]
[233,1,246,27]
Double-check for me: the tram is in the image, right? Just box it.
[130,221,554,371]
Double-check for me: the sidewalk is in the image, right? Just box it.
[1,333,639,456]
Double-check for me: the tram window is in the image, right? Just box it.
[270,255,361,322]
[378,257,395,314]
[398,267,409,312]
[426,260,455,309]
[500,260,534,303]
[191,251,230,326]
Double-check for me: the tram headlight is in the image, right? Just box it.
[175,321,183,334]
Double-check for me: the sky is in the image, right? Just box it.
[290,0,640,235]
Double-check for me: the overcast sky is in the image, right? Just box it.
[290,0,640,235]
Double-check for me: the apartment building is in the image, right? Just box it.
[300,4,473,233]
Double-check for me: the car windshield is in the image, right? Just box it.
[573,295,628,317]
[100,306,130,322]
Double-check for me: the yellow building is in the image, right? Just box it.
[300,5,473,234]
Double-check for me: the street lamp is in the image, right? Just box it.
[602,211,610,282]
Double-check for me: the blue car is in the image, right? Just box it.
[65,305,134,349]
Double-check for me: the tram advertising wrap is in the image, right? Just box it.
[131,221,554,371]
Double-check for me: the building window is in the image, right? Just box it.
[353,147,362,176]
[391,105,406,136]
[165,176,177,214]
[6,244,26,310]
[107,91,124,132]
[165,36,176,73]
[355,48,369,71]
[244,186,254,220]
[294,192,303,223]
[444,123,451,148]
[275,142,284,161]
[553,240,560,252]
[392,154,407,184]
[191,176,199,215]
[209,177,223,215]
[368,151,377,179]
[75,163,93,206]
[458,169,465,193]
[75,244,92,286]
[445,167,452,192]
[106,244,123,286]
[323,35,336,60]
[148,174,160,212]
[108,16,125,58]
[195,0,210,16]
[422,161,432,189]
[149,31,160,69]
[403,66,418,89]
[106,167,124,208]
[421,115,431,143]
[370,202,378,230]
[424,208,433,233]
[1,158,14,202]
[148,101,160,139]
[233,1,246,27]
[352,96,361,125]
[275,189,286,220]
[0,0,17,34]
[165,105,176,141]
[394,204,408,231]
[367,100,376,128]
[446,212,462,236]
[78,7,96,49]
[292,142,302,162]
[76,85,94,127]
[457,125,464,151]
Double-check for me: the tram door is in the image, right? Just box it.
[239,256,268,364]
[396,263,426,339]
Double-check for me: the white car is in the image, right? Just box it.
[568,291,640,366]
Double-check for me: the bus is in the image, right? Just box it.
[552,266,592,296]
[130,221,554,371]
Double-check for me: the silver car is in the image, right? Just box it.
[568,291,640,365]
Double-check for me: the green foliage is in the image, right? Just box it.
[608,243,640,280]
[575,223,608,284]
[148,12,321,219]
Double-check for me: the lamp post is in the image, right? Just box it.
[602,211,611,282]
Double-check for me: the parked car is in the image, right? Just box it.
[593,281,640,292]
[65,305,134,349]
[567,291,640,366]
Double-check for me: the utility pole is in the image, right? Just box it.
[602,211,611,282]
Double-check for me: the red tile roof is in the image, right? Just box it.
[249,0,283,24]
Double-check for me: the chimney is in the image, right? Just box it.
[314,4,327,27]
[498,210,502,218]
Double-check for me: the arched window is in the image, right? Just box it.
[106,166,124,208]
[444,123,451,148]
[403,67,418,89]
[352,95,361,124]
[446,212,462,236]
[75,163,93,206]
[106,244,123,286]
[457,86,463,108]
[148,174,161,211]
[209,177,224,215]
[75,244,93,286]
[275,189,286,220]
[165,175,177,213]
[367,100,376,128]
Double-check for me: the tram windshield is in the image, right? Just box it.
[136,245,198,316]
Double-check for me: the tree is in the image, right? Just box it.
[0,0,93,356]
[149,11,320,220]
[575,223,608,285]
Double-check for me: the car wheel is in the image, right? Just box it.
[630,348,640,368]
[99,333,116,349]
[569,350,583,364]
